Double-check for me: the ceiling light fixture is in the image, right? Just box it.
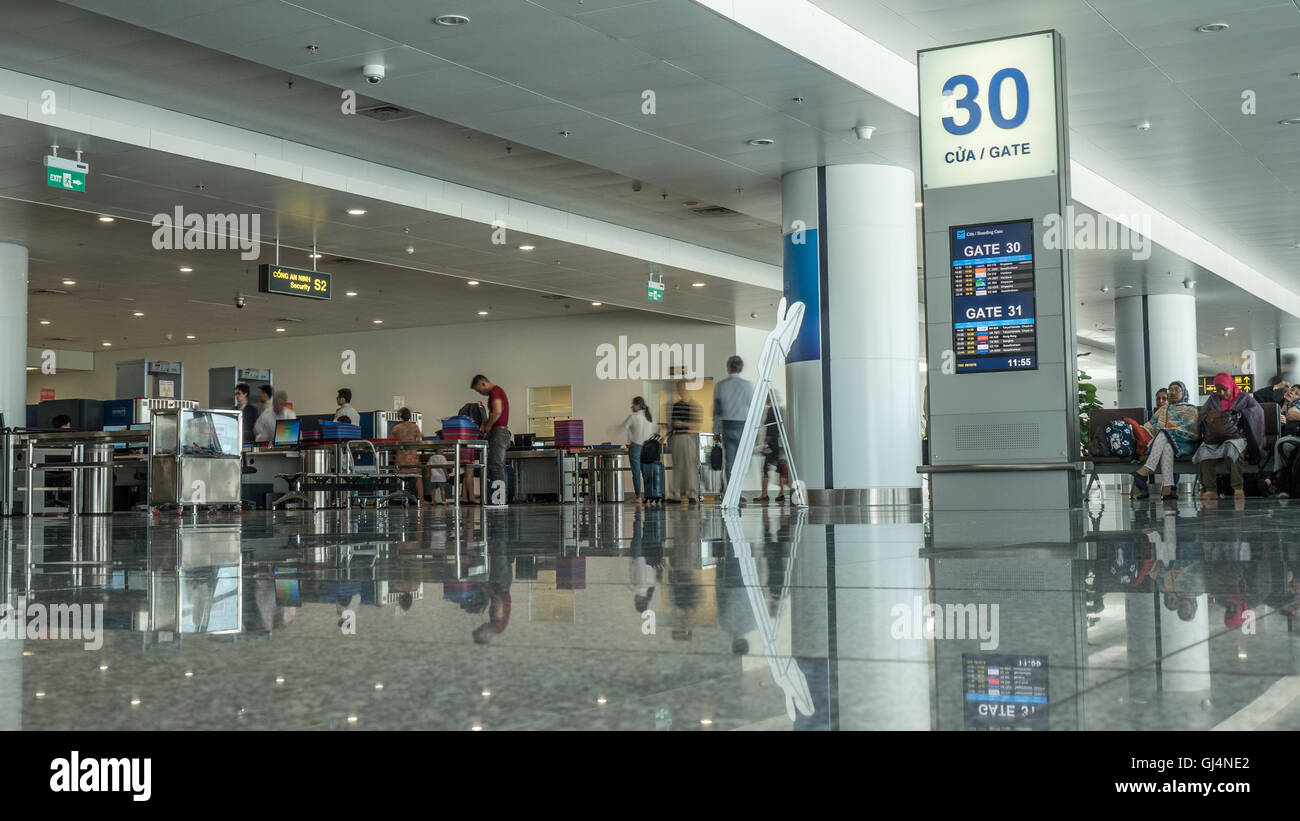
[433,13,471,26]
[39,320,50,325]
[914,202,924,208]
[97,216,114,223]
[347,208,367,216]
[372,319,383,324]
[186,334,195,339]
[275,328,286,333]
[179,266,192,273]
[1118,284,1134,289]
[132,311,144,317]
[466,280,479,286]
[591,302,602,306]
[747,137,775,146]
[477,310,488,316]
[101,341,111,347]
[345,290,358,296]
[309,253,323,259]
[62,279,75,285]
[692,282,706,287]
[1224,326,1235,331]
[518,244,535,251]
[1195,22,1229,33]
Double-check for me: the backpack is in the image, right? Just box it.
[1104,419,1135,457]
[1087,430,1112,458]
[1276,438,1300,496]
[1124,417,1153,460]
[640,435,662,464]
[457,402,486,426]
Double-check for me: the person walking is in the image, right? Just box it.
[714,355,754,491]
[619,396,658,504]
[669,381,701,505]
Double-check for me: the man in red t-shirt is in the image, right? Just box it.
[471,374,510,504]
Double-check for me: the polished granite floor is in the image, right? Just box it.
[2,491,1299,731]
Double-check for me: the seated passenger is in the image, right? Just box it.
[1133,380,1197,501]
[1259,383,1300,496]
[1193,373,1264,500]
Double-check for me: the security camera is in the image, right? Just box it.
[362,64,385,84]
[854,125,876,140]
[235,294,246,309]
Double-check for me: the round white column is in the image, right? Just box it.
[1114,293,1198,412]
[782,165,921,502]
[0,244,27,430]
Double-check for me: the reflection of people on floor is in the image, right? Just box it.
[716,545,755,655]
[247,577,298,634]
[472,550,513,644]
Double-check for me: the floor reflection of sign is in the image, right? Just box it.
[158,380,175,398]
[963,653,1048,730]
[1197,374,1252,396]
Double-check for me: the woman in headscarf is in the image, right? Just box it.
[1133,380,1198,500]
[1194,373,1265,500]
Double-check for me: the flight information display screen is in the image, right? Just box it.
[950,219,1038,373]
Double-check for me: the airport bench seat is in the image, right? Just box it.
[1085,403,1282,482]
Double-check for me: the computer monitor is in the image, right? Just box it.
[273,418,300,448]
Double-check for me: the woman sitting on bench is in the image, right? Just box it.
[1194,372,1264,500]
[1133,380,1198,500]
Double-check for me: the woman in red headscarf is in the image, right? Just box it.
[1193,372,1265,500]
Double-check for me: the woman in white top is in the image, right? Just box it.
[620,396,658,503]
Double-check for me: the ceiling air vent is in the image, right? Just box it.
[358,104,419,122]
[690,205,740,216]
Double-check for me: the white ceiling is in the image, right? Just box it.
[0,0,1295,363]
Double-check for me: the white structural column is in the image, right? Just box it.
[0,243,27,431]
[781,165,921,504]
[1114,293,1199,412]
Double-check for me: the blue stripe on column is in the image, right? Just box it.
[783,229,820,363]
[817,165,833,489]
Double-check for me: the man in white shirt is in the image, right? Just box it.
[334,387,358,425]
[255,389,297,443]
[713,355,755,490]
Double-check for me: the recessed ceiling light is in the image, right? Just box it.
[275,328,286,333]
[591,302,602,306]
[309,253,323,259]
[692,282,706,287]
[132,311,144,317]
[1118,284,1134,289]
[186,334,195,339]
[130,698,141,707]
[746,137,775,146]
[179,266,192,273]
[345,291,358,296]
[346,715,358,724]
[1280,117,1300,126]
[62,279,75,286]
[700,718,713,726]
[1224,326,1235,331]
[374,682,384,691]
[596,696,607,705]
[372,319,383,324]
[518,244,535,251]
[466,280,479,286]
[35,692,45,699]
[97,216,114,223]
[477,310,489,316]
[433,13,471,26]
[471,724,483,731]
[481,689,491,697]
[39,320,50,325]
[347,208,367,216]
[1195,22,1229,33]
[101,341,111,347]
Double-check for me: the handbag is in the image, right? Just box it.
[1124,417,1153,460]
[709,443,723,470]
[640,435,662,464]
[1202,410,1243,445]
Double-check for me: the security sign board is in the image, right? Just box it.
[919,31,1059,190]
[258,264,331,300]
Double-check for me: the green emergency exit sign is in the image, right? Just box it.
[47,169,85,192]
[647,280,664,302]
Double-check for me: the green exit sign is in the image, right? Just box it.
[647,280,664,302]
[47,169,86,192]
